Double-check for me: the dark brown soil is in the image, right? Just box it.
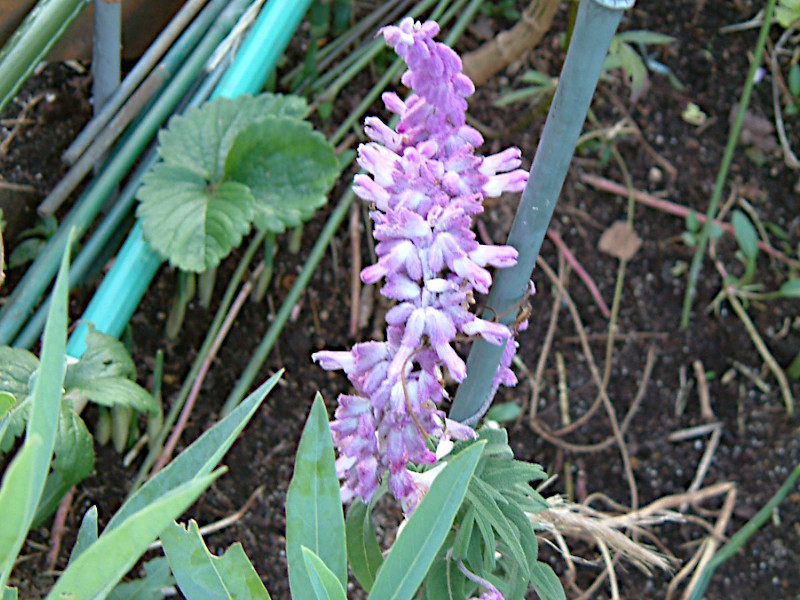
[2,1,799,599]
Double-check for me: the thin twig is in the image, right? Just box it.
[546,228,611,318]
[692,359,715,420]
[770,20,800,169]
[151,261,265,475]
[580,173,800,269]
[681,427,723,512]
[147,484,266,551]
[682,486,737,599]
[46,487,75,571]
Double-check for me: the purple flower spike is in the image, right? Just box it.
[312,18,532,513]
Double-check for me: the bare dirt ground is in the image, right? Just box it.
[2,1,799,599]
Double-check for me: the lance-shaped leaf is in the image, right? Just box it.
[225,118,338,233]
[136,165,255,272]
[107,557,173,600]
[302,547,347,600]
[285,394,346,599]
[0,246,69,588]
[161,520,271,599]
[368,441,485,600]
[346,500,383,591]
[46,471,222,600]
[105,371,281,533]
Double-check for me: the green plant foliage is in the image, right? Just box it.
[136,167,255,272]
[778,278,800,298]
[46,470,222,600]
[106,371,282,531]
[368,441,485,600]
[161,520,271,599]
[7,214,57,269]
[0,245,69,589]
[225,118,339,233]
[0,347,38,400]
[345,500,384,592]
[302,547,348,600]
[286,394,347,599]
[107,558,174,600]
[157,94,308,182]
[136,93,337,272]
[604,30,675,97]
[776,0,800,28]
[67,505,98,565]
[485,401,522,423]
[437,427,552,600]
[731,210,759,261]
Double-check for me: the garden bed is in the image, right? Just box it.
[2,1,799,598]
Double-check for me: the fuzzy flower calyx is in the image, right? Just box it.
[313,18,530,513]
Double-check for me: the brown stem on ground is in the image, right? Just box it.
[151,262,264,476]
[46,487,75,571]
[461,0,561,87]
[580,173,800,268]
[692,359,715,420]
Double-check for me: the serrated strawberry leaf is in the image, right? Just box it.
[157,94,308,182]
[64,324,136,388]
[225,117,338,233]
[136,165,255,271]
[0,346,39,399]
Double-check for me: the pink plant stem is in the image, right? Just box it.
[546,229,611,319]
[581,173,799,267]
[46,486,74,571]
[151,264,263,476]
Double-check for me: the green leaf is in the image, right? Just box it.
[778,279,800,298]
[107,557,173,600]
[105,372,281,532]
[368,441,485,600]
[0,346,39,398]
[64,324,136,386]
[467,477,529,576]
[0,396,28,453]
[616,30,676,45]
[137,165,255,272]
[616,41,647,95]
[530,562,565,600]
[685,210,699,232]
[66,377,157,414]
[302,547,347,600]
[346,500,383,591]
[225,118,338,233]
[0,244,69,588]
[731,210,759,260]
[51,402,94,486]
[157,94,308,182]
[46,471,222,600]
[161,520,271,599]
[2,587,17,600]
[286,394,347,598]
[7,238,46,269]
[67,506,98,565]
[480,460,547,491]
[485,402,522,423]
[0,393,13,418]
[789,63,800,98]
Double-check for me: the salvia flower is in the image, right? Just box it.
[313,17,530,514]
